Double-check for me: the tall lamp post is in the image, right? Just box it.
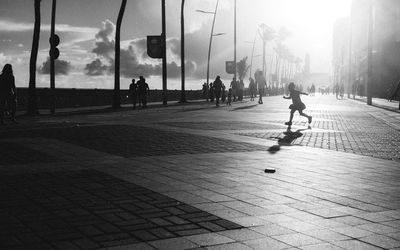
[367,1,374,105]
[196,0,220,86]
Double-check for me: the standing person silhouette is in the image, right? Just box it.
[249,77,256,101]
[230,77,237,101]
[255,71,266,104]
[213,76,223,107]
[129,78,138,109]
[283,82,312,126]
[137,76,150,108]
[0,64,17,124]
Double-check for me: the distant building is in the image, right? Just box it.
[333,0,400,98]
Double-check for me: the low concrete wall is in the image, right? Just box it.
[15,88,203,110]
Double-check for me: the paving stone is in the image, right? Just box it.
[243,237,291,250]
[185,233,235,246]
[272,233,324,247]
[332,226,376,238]
[299,243,345,250]
[106,242,156,250]
[217,228,265,241]
[206,242,254,250]
[333,239,384,250]
[359,234,400,249]
[149,237,199,250]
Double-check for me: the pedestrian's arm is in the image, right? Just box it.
[300,92,309,96]
[11,76,16,97]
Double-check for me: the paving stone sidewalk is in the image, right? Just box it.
[0,94,399,250]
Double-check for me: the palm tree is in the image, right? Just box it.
[258,24,275,80]
[180,0,186,103]
[237,56,249,81]
[27,0,41,115]
[113,0,127,109]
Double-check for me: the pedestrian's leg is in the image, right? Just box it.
[299,111,312,123]
[285,110,294,125]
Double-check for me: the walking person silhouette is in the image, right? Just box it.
[283,82,312,127]
[137,76,150,108]
[0,64,17,124]
[129,78,138,109]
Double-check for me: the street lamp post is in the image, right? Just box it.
[197,0,219,87]
[367,2,374,105]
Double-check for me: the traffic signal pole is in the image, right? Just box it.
[50,0,56,114]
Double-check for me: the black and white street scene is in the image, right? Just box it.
[1,0,400,249]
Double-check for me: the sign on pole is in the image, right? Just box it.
[147,35,163,59]
[226,61,236,74]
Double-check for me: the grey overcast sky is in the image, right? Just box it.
[0,0,351,89]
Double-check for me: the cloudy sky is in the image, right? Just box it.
[0,0,351,90]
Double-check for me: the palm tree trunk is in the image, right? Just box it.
[28,0,41,115]
[113,0,127,109]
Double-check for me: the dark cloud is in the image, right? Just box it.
[38,57,72,75]
[85,58,108,76]
[86,19,197,79]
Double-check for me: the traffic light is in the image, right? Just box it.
[147,35,163,59]
[49,34,60,60]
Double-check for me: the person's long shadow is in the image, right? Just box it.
[268,126,310,154]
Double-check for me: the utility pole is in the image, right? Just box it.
[367,3,373,105]
[50,0,56,114]
[162,0,167,105]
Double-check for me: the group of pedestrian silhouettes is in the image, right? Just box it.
[129,76,150,109]
[1,62,314,128]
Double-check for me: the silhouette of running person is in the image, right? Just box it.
[129,78,138,109]
[0,64,17,124]
[137,76,150,108]
[283,82,312,126]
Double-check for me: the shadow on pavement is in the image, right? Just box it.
[231,104,258,111]
[268,126,310,154]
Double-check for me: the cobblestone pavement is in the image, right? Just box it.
[0,94,399,249]
[0,170,241,249]
[161,97,400,162]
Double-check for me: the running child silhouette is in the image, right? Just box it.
[283,82,312,127]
